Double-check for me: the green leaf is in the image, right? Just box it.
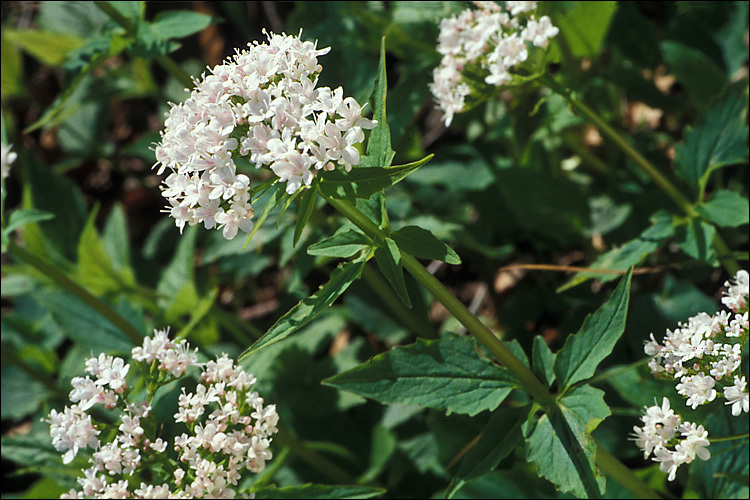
[102,203,132,274]
[293,186,316,247]
[446,406,528,499]
[549,2,618,59]
[532,335,556,388]
[323,336,519,416]
[677,217,717,264]
[156,226,198,312]
[307,226,372,258]
[4,209,55,235]
[3,29,84,66]
[34,290,135,354]
[660,40,728,109]
[697,189,749,228]
[559,212,673,291]
[554,268,632,390]
[374,237,411,308]
[525,386,609,498]
[150,10,217,40]
[240,255,366,358]
[673,81,748,196]
[242,183,288,249]
[74,206,135,297]
[391,225,461,265]
[0,364,50,421]
[253,484,386,499]
[318,154,433,201]
[361,36,395,169]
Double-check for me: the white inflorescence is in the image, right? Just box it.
[634,270,749,481]
[644,270,749,415]
[154,30,376,240]
[632,397,710,481]
[48,329,279,499]
[430,1,559,126]
[1,142,16,179]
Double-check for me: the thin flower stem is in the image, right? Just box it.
[539,75,740,276]
[709,432,749,443]
[325,194,661,498]
[585,358,651,387]
[8,241,143,345]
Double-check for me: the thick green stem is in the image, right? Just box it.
[8,241,143,345]
[540,75,740,276]
[325,195,661,497]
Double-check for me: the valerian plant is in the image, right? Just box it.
[1,2,748,500]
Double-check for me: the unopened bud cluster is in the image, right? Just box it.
[47,329,278,499]
[430,1,559,126]
[154,30,376,240]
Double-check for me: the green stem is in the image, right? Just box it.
[539,75,740,276]
[594,438,661,499]
[94,1,195,90]
[275,426,356,484]
[709,432,749,443]
[325,195,555,407]
[325,194,661,497]
[8,241,143,345]
[361,263,438,339]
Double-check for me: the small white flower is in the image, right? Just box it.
[1,142,17,179]
[724,376,749,416]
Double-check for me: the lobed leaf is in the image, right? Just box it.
[323,336,519,416]
[525,386,610,498]
[673,81,748,196]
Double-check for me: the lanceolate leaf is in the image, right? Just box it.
[323,336,519,416]
[243,183,288,249]
[361,36,394,170]
[446,405,529,499]
[391,225,461,265]
[674,81,749,197]
[526,386,610,498]
[318,155,434,201]
[554,268,632,390]
[374,237,411,308]
[307,226,372,258]
[293,186,316,247]
[240,255,366,359]
[532,335,556,388]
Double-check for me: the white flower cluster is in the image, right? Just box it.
[154,30,376,240]
[644,270,749,416]
[632,397,710,481]
[430,1,559,125]
[47,329,278,499]
[1,142,16,179]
